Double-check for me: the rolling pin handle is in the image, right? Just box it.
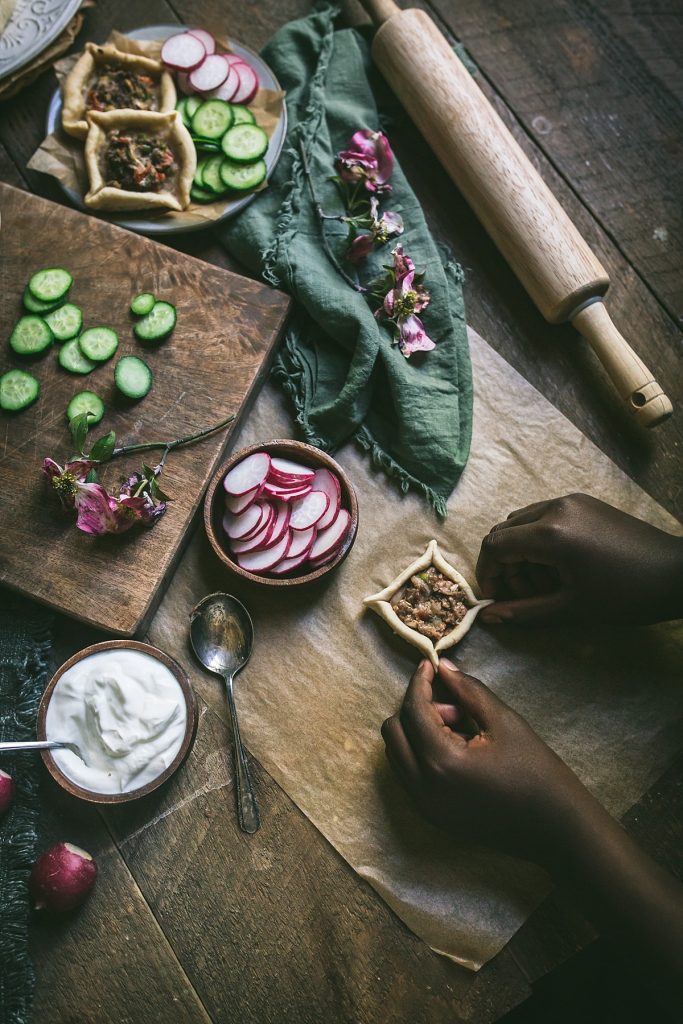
[359,0,401,24]
[570,301,673,428]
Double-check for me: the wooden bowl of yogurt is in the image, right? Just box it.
[37,640,197,804]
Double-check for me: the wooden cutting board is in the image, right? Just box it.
[0,183,290,635]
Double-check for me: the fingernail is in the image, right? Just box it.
[417,658,430,670]
[440,657,457,670]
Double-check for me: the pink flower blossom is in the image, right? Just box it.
[380,245,435,359]
[336,129,394,193]
[348,197,404,264]
[396,314,435,358]
[43,458,165,535]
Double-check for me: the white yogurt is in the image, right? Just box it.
[45,648,187,795]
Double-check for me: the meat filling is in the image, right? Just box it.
[103,132,175,192]
[87,67,158,112]
[391,567,468,642]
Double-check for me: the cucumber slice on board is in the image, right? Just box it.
[9,315,54,355]
[191,99,233,140]
[22,286,64,314]
[130,292,155,316]
[221,123,267,163]
[115,355,153,399]
[78,326,119,362]
[66,390,104,424]
[0,369,40,411]
[219,158,267,192]
[44,303,83,341]
[231,105,256,126]
[58,338,97,374]
[190,184,217,204]
[200,154,227,195]
[133,301,177,341]
[28,267,73,303]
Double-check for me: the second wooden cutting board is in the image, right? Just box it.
[0,183,290,635]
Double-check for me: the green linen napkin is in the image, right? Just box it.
[0,597,52,1024]
[220,2,472,515]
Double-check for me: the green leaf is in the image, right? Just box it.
[150,478,170,502]
[69,412,90,455]
[141,462,156,480]
[89,431,116,463]
[85,469,98,483]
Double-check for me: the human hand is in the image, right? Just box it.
[476,493,683,626]
[381,659,591,863]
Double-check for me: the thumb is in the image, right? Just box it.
[479,590,569,625]
[437,659,509,731]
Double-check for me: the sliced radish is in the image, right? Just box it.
[161,32,206,72]
[189,53,230,92]
[223,501,264,540]
[310,469,340,530]
[237,531,291,573]
[230,514,275,554]
[309,510,351,560]
[201,65,239,101]
[231,62,259,105]
[269,457,314,483]
[287,526,316,559]
[267,501,290,547]
[309,545,342,569]
[225,53,248,67]
[224,452,271,496]
[243,502,275,541]
[262,481,312,501]
[269,550,311,575]
[289,490,329,531]
[225,485,260,515]
[187,28,216,55]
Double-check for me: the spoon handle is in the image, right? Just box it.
[224,674,260,834]
[0,740,68,753]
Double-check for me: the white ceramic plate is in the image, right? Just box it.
[0,0,82,81]
[45,24,287,236]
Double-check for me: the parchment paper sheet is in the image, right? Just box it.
[150,328,683,971]
[27,32,284,226]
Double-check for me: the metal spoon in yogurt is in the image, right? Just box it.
[0,739,88,763]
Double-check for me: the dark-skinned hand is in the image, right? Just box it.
[476,492,683,626]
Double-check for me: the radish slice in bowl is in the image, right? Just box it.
[268,457,315,483]
[309,510,351,561]
[187,28,216,54]
[310,469,340,530]
[161,31,206,71]
[189,53,230,93]
[223,501,264,540]
[236,531,291,572]
[225,485,260,515]
[224,451,271,496]
[289,490,329,531]
[287,526,316,559]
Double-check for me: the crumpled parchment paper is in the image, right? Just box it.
[27,31,284,226]
[149,328,683,971]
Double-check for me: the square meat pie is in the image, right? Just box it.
[62,43,176,140]
[84,109,195,212]
[364,540,493,668]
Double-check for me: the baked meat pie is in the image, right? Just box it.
[364,540,493,667]
[62,43,176,140]
[84,110,195,212]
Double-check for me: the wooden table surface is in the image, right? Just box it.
[1,1,681,1021]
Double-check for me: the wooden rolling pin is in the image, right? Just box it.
[360,0,672,427]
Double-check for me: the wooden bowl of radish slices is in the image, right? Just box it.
[204,440,358,585]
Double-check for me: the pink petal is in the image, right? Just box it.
[348,233,375,263]
[398,315,436,358]
[74,483,124,535]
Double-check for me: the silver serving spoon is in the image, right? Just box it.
[189,592,260,834]
[0,739,87,763]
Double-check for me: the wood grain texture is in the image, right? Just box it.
[427,0,683,323]
[0,183,290,634]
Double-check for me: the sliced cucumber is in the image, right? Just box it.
[130,292,155,316]
[176,97,191,128]
[194,155,211,190]
[200,154,227,195]
[22,285,64,314]
[186,95,201,119]
[9,315,54,355]
[231,105,256,126]
[192,137,222,153]
[0,369,40,411]
[190,184,217,204]
[59,338,97,374]
[44,303,82,341]
[191,99,233,141]
[221,123,267,163]
[28,267,73,304]
[115,355,153,399]
[219,157,267,193]
[78,326,119,362]
[133,301,177,341]
[67,390,104,425]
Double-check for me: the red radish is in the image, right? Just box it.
[189,53,230,92]
[231,514,275,554]
[289,490,329,531]
[161,31,206,72]
[187,28,216,54]
[309,546,342,569]
[236,531,291,573]
[223,501,264,540]
[0,769,14,817]
[231,61,259,105]
[239,502,274,542]
[267,501,290,546]
[225,53,248,67]
[224,451,270,496]
[268,457,314,483]
[30,842,97,912]
[270,550,311,574]
[309,509,351,561]
[225,485,260,515]
[287,526,316,559]
[310,469,341,530]
[202,65,240,102]
[262,482,312,501]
